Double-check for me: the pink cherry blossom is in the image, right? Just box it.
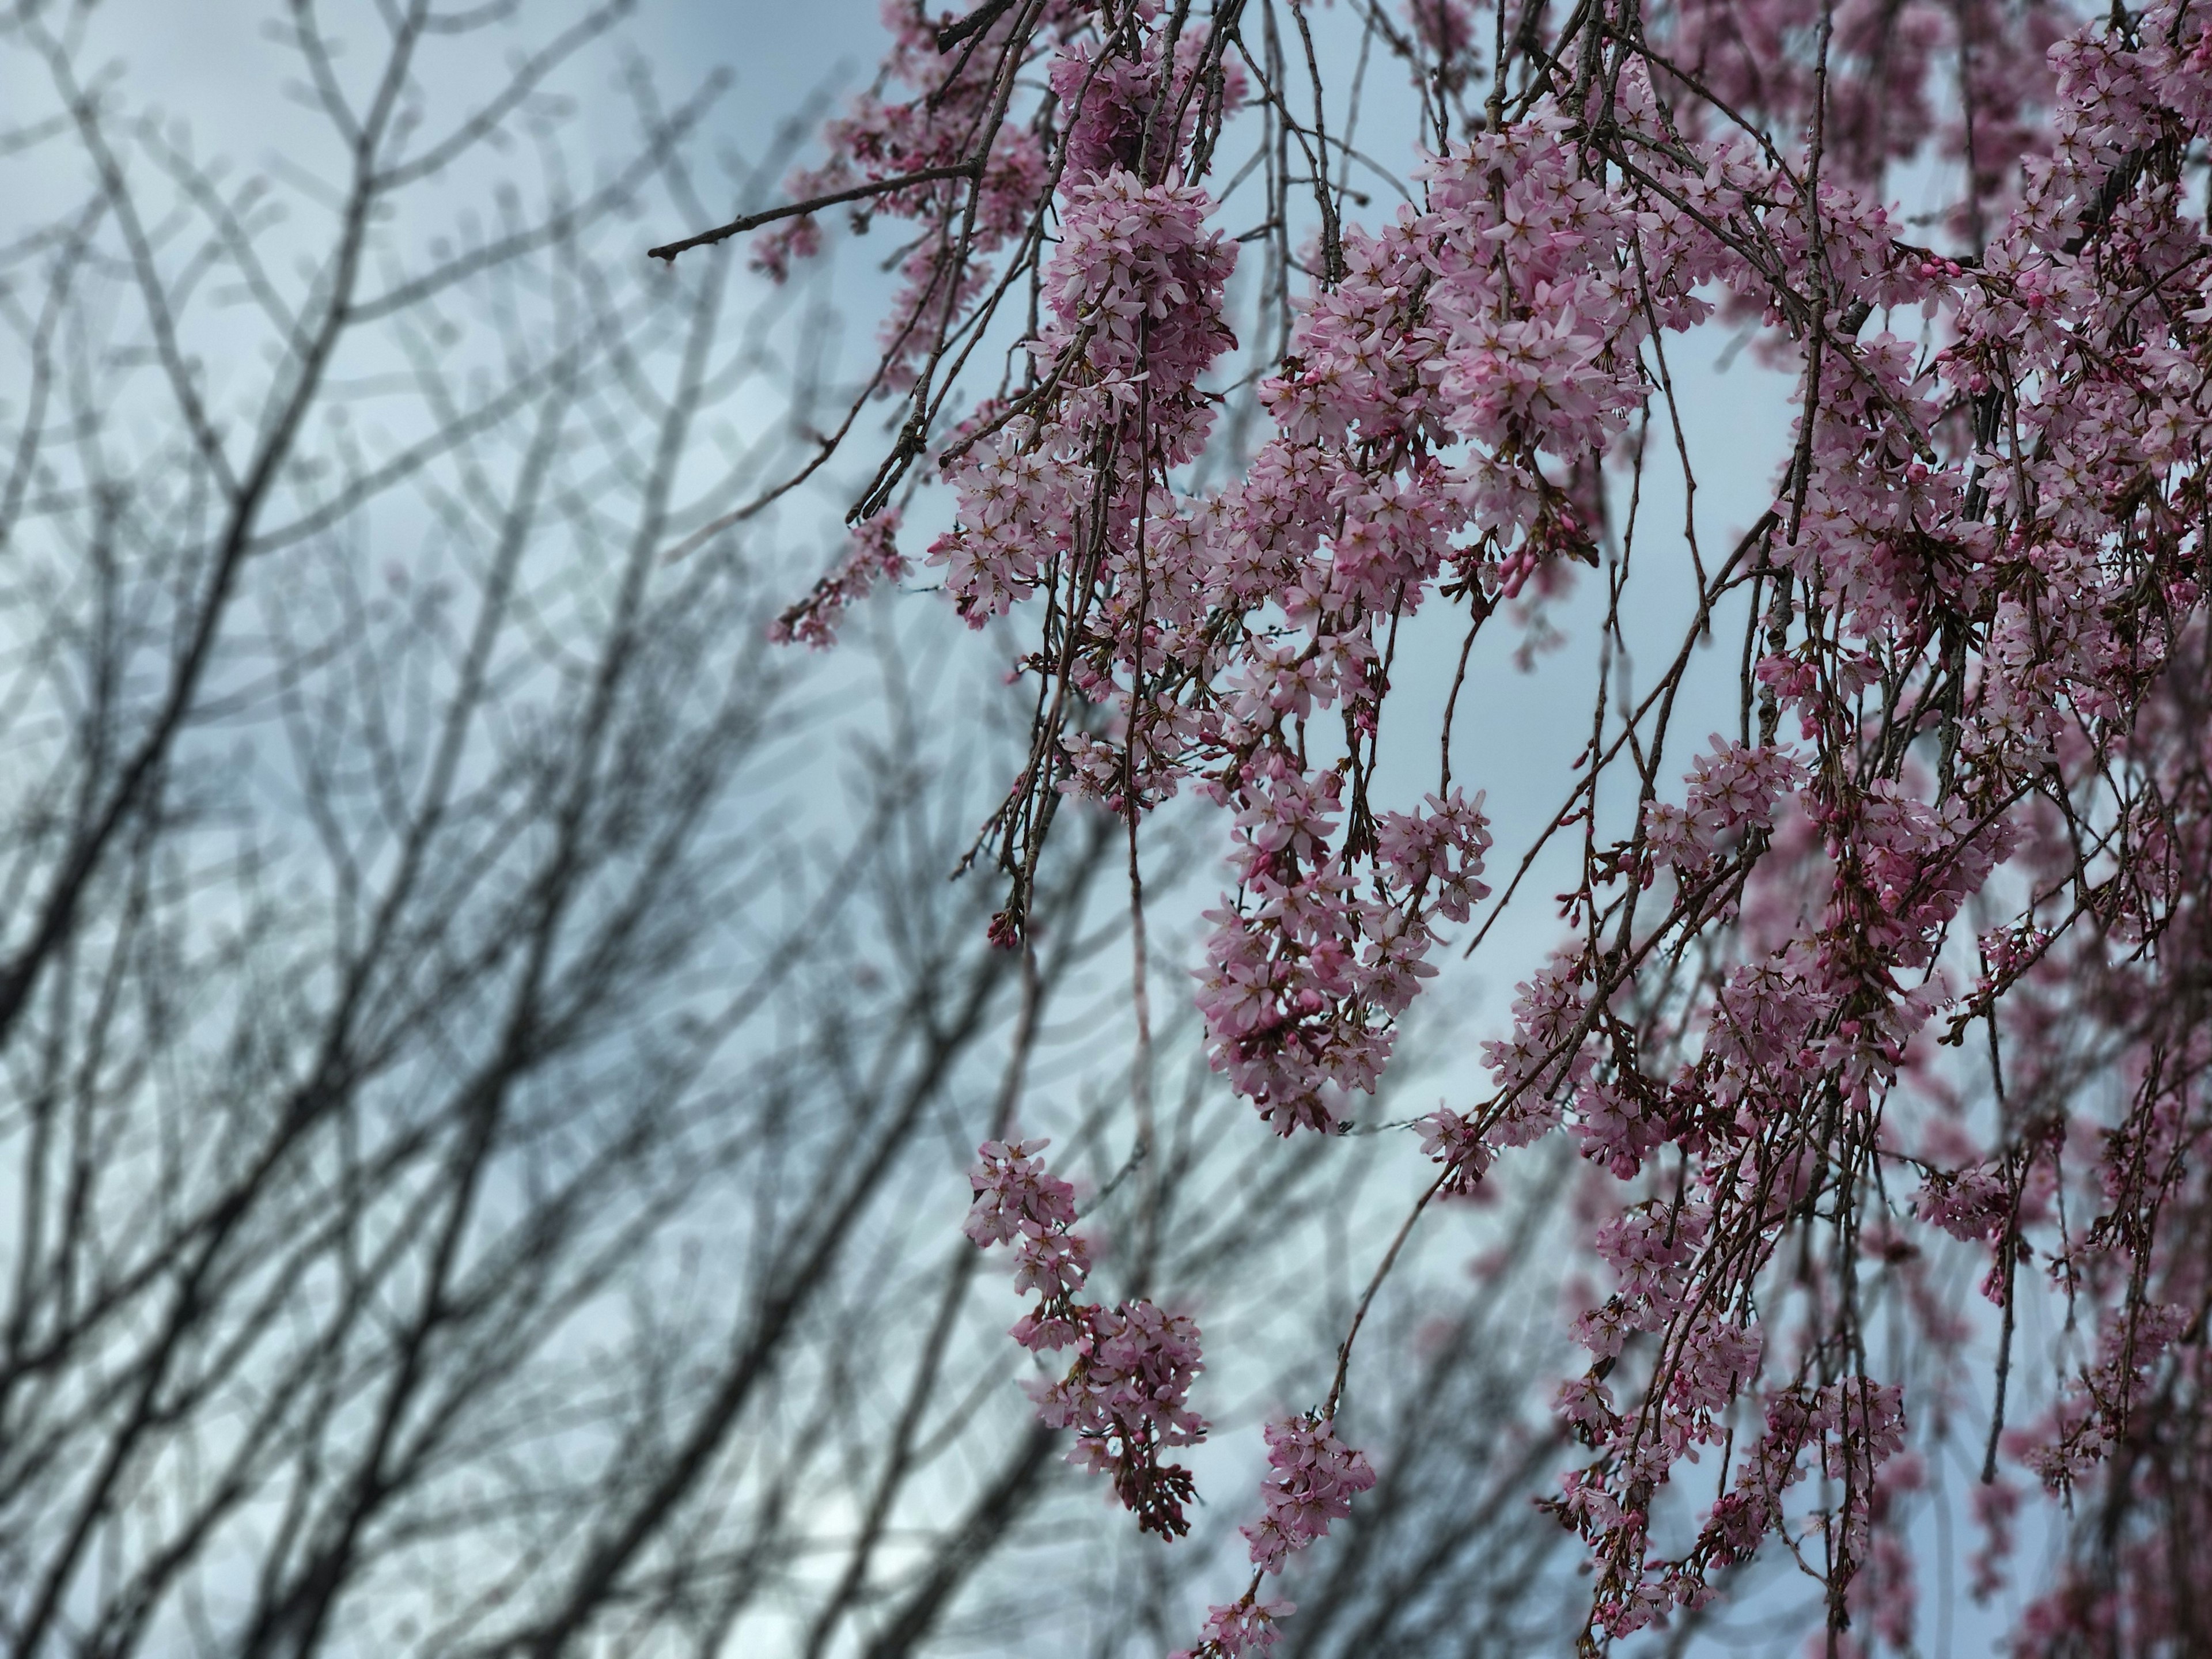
[690,0,2212,1643]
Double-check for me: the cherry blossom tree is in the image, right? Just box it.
[654,1,2212,1652]
[1,4,1602,1655]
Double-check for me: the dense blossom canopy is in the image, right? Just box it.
[661,0,2212,1650]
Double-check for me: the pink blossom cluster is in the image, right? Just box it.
[1238,1412,1378,1573]
[1664,0,2068,235]
[1914,1165,2012,1245]
[1376,789,1494,921]
[769,512,907,649]
[1194,767,1485,1134]
[928,165,1237,628]
[965,1137,1207,1537]
[1048,24,1243,184]
[1172,1415,1375,1659]
[1554,1378,1910,1640]
[739,0,2212,1644]
[2005,1318,2212,1653]
[748,0,1065,387]
[1166,1594,1294,1659]
[1639,740,1805,874]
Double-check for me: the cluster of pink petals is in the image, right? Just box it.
[964,1138,1207,1537]
[1171,1416,1373,1659]
[1166,1594,1294,1659]
[770,0,2212,1642]
[770,513,907,649]
[1195,767,1486,1134]
[749,0,1059,385]
[1238,1413,1378,1573]
[925,166,1236,630]
[1639,740,1806,874]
